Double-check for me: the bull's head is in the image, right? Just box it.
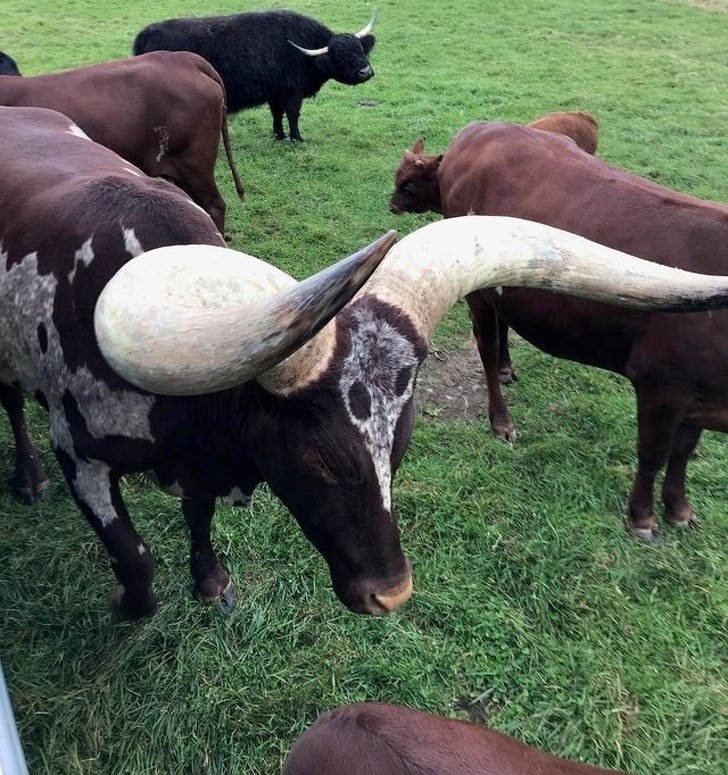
[96,217,728,615]
[389,139,444,215]
[289,12,376,85]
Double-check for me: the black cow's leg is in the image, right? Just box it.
[183,495,235,611]
[0,384,50,502]
[627,387,687,543]
[284,95,304,142]
[54,448,157,617]
[465,292,516,442]
[269,100,287,140]
[661,423,702,528]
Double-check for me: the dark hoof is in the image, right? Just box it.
[669,515,700,531]
[492,423,517,443]
[628,524,662,545]
[198,579,237,614]
[112,585,158,619]
[498,369,518,385]
[14,477,51,504]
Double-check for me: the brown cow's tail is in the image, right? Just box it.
[221,106,245,200]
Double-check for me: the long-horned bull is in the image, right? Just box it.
[283,702,629,775]
[133,10,377,142]
[5,107,728,618]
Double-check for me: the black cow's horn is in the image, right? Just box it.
[288,40,329,56]
[355,9,378,38]
[94,233,397,395]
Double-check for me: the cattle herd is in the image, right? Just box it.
[1,6,727,774]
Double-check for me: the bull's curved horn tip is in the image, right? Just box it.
[355,9,379,37]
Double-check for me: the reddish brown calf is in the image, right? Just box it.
[0,51,244,234]
[283,703,628,775]
[527,110,598,155]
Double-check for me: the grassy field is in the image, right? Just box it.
[1,0,728,772]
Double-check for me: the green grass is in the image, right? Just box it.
[2,0,728,772]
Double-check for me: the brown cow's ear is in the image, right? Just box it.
[412,138,425,154]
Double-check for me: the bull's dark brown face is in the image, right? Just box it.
[389,149,444,215]
[317,34,375,85]
[251,300,426,615]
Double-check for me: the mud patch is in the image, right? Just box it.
[415,346,487,422]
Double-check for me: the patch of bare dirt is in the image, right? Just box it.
[415,345,488,422]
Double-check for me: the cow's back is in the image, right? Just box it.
[283,703,627,775]
[0,52,223,170]
[133,11,331,110]
[438,122,728,372]
[0,106,222,391]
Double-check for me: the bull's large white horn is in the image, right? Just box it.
[355,10,379,38]
[94,232,397,396]
[288,40,329,56]
[362,215,728,342]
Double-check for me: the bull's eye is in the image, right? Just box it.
[348,380,372,420]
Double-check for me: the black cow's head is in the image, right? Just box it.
[289,14,376,85]
[0,50,21,76]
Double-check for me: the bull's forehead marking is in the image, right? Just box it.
[338,307,418,513]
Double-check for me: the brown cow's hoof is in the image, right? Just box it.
[197,575,237,614]
[14,477,51,504]
[668,515,700,530]
[627,524,662,545]
[497,368,518,385]
[492,422,517,443]
[112,585,158,619]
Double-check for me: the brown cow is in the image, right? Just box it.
[528,110,598,155]
[0,51,244,234]
[390,112,598,386]
[390,120,728,543]
[283,703,628,775]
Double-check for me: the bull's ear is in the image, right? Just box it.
[412,139,425,154]
[313,52,333,74]
[359,34,376,54]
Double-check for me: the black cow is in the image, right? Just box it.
[0,51,20,76]
[133,10,377,141]
[5,106,728,619]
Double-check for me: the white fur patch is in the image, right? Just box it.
[153,125,170,162]
[67,123,91,140]
[338,306,418,513]
[221,486,250,507]
[68,236,95,283]
[0,242,157,512]
[123,228,144,258]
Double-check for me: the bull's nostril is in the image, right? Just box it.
[359,66,373,79]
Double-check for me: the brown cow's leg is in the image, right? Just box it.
[183,496,235,611]
[627,388,687,543]
[54,448,157,617]
[164,160,227,235]
[662,424,701,528]
[466,292,516,441]
[497,318,517,385]
[0,384,50,502]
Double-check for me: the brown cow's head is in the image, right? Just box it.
[389,139,444,215]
